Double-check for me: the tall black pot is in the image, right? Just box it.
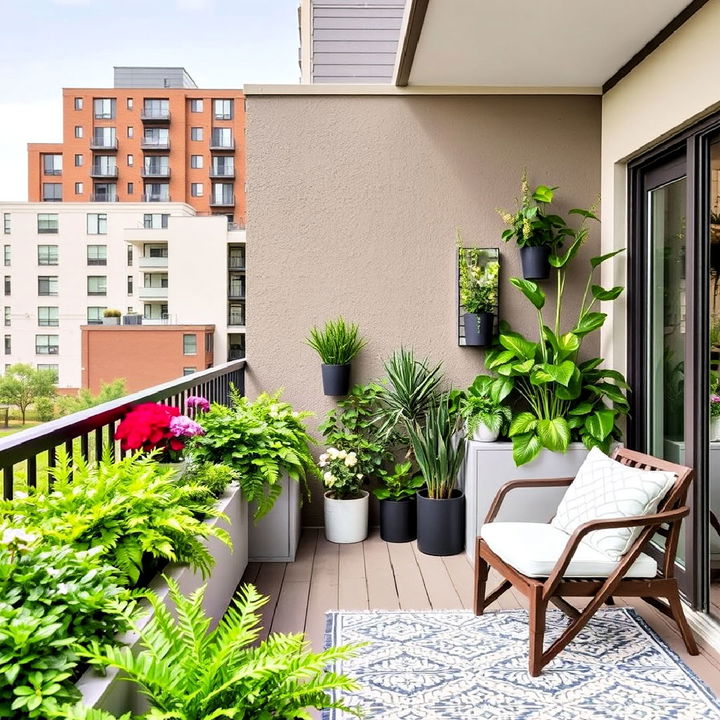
[379,497,417,543]
[520,246,551,280]
[463,312,494,347]
[321,363,351,396]
[416,489,465,556]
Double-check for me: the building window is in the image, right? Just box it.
[87,213,107,235]
[38,276,58,296]
[3,246,9,266]
[212,182,234,205]
[144,155,169,176]
[37,245,59,266]
[127,275,133,294]
[74,97,83,110]
[127,182,134,195]
[75,125,83,138]
[183,367,197,375]
[3,214,9,234]
[87,276,107,296]
[127,97,133,110]
[38,306,59,327]
[86,306,106,324]
[42,154,62,176]
[3,277,9,296]
[35,334,59,355]
[87,245,107,266]
[37,214,59,234]
[74,154,83,167]
[92,127,116,148]
[143,127,169,148]
[191,183,203,197]
[143,98,169,118]
[37,363,58,380]
[211,127,233,148]
[212,156,234,176]
[190,99,203,113]
[146,244,168,258]
[143,213,169,229]
[42,183,62,202]
[3,308,9,327]
[4,335,10,354]
[144,182,169,202]
[75,182,83,195]
[127,126,134,138]
[191,154,203,169]
[92,182,117,201]
[127,154,133,166]
[205,332,213,352]
[190,127,203,141]
[93,155,117,176]
[127,246,133,266]
[183,334,197,355]
[93,98,116,119]
[213,99,233,120]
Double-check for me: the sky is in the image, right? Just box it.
[0,0,301,200]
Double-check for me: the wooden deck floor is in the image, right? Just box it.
[242,528,720,699]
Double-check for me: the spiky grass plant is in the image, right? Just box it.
[306,317,366,365]
[74,579,361,720]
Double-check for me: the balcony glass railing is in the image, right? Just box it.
[141,109,171,121]
[89,138,118,150]
[140,137,171,150]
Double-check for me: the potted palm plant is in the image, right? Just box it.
[374,462,424,543]
[408,399,466,556]
[460,374,512,442]
[306,317,366,396]
[458,242,499,346]
[319,446,369,543]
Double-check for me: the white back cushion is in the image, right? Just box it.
[551,447,676,561]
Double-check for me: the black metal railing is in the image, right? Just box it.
[0,359,246,500]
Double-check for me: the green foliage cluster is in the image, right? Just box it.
[458,243,499,315]
[372,462,423,501]
[306,316,366,365]
[61,579,360,720]
[184,460,237,498]
[0,363,56,424]
[0,452,230,585]
[58,380,127,416]
[0,531,136,718]
[190,389,318,520]
[460,375,512,436]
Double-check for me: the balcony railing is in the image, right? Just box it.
[141,167,171,178]
[209,168,236,178]
[143,194,171,203]
[140,138,171,151]
[90,193,119,202]
[141,109,171,122]
[210,195,235,207]
[228,314,245,327]
[89,139,118,151]
[139,286,168,299]
[209,141,235,151]
[0,359,246,500]
[139,256,168,268]
[228,258,245,269]
[90,166,118,178]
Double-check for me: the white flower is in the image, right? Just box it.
[344,454,358,468]
[356,473,364,479]
[337,450,347,460]
[46,567,61,578]
[56,582,70,595]
[323,471,336,487]
[318,460,327,468]
[14,491,27,500]
[327,447,339,459]
[1,527,39,548]
[319,453,328,463]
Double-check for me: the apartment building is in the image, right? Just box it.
[27,67,245,226]
[0,203,246,389]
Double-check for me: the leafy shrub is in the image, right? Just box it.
[33,397,56,422]
[0,452,230,585]
[182,460,236,497]
[190,389,318,520]
[0,529,135,719]
[372,461,424,501]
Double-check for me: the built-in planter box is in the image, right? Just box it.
[249,473,301,562]
[464,441,590,562]
[77,482,248,716]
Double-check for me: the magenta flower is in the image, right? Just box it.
[711,395,720,404]
[186,396,210,413]
[169,414,205,439]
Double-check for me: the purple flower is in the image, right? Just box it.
[169,414,205,438]
[186,396,210,412]
[711,395,720,404]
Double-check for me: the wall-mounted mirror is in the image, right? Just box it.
[457,247,500,347]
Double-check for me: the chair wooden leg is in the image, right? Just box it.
[528,586,546,676]
[666,584,700,656]
[474,538,489,615]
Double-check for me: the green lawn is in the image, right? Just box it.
[0,421,41,438]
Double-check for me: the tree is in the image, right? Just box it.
[0,363,56,424]
[57,379,127,416]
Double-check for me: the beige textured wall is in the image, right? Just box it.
[245,93,601,525]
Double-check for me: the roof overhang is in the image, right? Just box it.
[394,0,708,92]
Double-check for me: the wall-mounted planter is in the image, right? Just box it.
[464,441,589,562]
[457,247,499,347]
[321,363,351,396]
[77,483,248,716]
[248,472,301,562]
[520,246,551,280]
[463,312,494,347]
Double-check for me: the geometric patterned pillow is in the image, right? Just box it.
[551,447,676,561]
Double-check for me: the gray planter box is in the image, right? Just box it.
[249,473,301,562]
[77,483,248,715]
[102,317,120,325]
[464,441,590,562]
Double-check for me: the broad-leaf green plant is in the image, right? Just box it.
[306,317,366,365]
[460,374,512,438]
[373,462,424,501]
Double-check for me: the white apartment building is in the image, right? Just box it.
[0,202,246,389]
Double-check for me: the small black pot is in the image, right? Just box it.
[520,246,551,280]
[463,312,494,347]
[380,497,417,543]
[321,363,351,396]
[416,489,465,556]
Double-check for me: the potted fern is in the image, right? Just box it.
[460,374,512,442]
[306,317,366,396]
[458,243,499,346]
[408,398,466,556]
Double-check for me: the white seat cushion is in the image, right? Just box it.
[551,447,676,561]
[481,522,658,578]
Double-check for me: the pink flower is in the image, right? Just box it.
[711,395,720,404]
[169,414,205,439]
[186,396,210,413]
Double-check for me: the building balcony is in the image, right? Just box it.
[143,194,171,203]
[228,289,245,300]
[90,166,118,178]
[210,195,235,207]
[228,259,245,270]
[140,138,171,151]
[138,256,168,269]
[141,167,171,178]
[124,227,170,243]
[138,286,168,299]
[89,139,118,151]
[209,141,235,152]
[90,193,119,202]
[209,168,236,179]
[141,109,171,123]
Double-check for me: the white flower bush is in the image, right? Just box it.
[318,446,365,499]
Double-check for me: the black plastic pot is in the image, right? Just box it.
[520,246,551,280]
[379,497,417,543]
[321,363,351,396]
[463,312,494,347]
[416,489,465,556]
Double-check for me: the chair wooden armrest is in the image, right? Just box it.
[544,506,690,594]
[484,477,575,523]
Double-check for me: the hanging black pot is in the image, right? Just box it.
[416,489,465,556]
[520,246,551,280]
[321,363,351,396]
[463,311,494,347]
[379,497,417,543]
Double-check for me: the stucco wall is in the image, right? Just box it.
[245,93,601,525]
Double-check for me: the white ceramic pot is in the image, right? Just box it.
[469,421,499,443]
[324,490,369,544]
[711,416,720,442]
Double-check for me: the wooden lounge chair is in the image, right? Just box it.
[473,446,699,676]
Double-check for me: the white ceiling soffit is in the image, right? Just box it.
[405,0,694,89]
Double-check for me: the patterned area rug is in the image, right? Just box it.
[322,608,720,720]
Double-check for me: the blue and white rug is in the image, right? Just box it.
[323,608,720,719]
